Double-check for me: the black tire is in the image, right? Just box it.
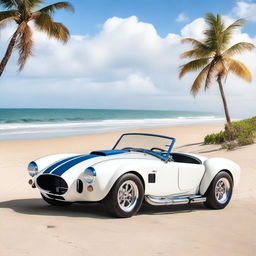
[204,171,233,209]
[41,193,72,206]
[102,173,144,218]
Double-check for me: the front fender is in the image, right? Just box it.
[199,157,241,195]
[88,159,149,201]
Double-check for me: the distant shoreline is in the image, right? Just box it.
[0,122,226,142]
[0,108,224,141]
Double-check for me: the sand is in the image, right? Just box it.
[0,123,255,256]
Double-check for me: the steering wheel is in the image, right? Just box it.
[150,147,166,153]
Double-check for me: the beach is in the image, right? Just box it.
[0,123,255,256]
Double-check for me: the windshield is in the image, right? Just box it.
[113,133,175,158]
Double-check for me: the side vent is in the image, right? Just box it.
[77,179,83,193]
[148,173,156,183]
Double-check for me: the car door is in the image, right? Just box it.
[177,163,205,193]
[146,161,180,197]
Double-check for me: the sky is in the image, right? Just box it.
[0,0,256,117]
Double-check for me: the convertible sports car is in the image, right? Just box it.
[27,133,240,218]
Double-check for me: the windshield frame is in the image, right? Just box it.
[112,133,176,161]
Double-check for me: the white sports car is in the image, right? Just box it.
[27,133,240,218]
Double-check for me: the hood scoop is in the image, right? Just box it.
[90,150,128,156]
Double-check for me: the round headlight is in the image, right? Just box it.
[28,161,38,177]
[84,167,96,184]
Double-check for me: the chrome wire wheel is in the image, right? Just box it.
[117,180,139,212]
[215,177,231,204]
[103,173,144,218]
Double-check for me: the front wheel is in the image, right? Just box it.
[102,173,144,218]
[204,171,233,209]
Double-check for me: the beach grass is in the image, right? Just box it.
[204,116,256,147]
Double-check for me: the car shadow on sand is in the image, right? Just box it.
[0,198,209,219]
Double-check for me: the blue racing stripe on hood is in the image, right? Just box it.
[51,154,99,176]
[43,155,82,174]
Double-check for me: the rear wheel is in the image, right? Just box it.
[41,193,72,206]
[102,173,144,218]
[204,171,233,209]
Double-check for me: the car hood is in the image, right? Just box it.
[40,150,156,178]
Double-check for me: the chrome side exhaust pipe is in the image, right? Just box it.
[145,195,206,206]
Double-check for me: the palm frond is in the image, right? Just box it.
[37,1,74,14]
[226,58,252,82]
[0,0,17,9]
[16,23,33,71]
[180,49,197,59]
[17,0,44,10]
[191,63,211,96]
[221,19,246,50]
[204,13,216,27]
[28,0,45,8]
[34,12,69,42]
[51,22,69,42]
[180,48,214,59]
[204,13,227,52]
[204,13,224,33]
[33,11,52,29]
[216,14,225,33]
[179,58,209,78]
[0,10,18,24]
[216,59,228,79]
[223,42,255,57]
[224,19,245,33]
[181,38,207,48]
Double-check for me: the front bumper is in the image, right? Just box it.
[31,173,106,202]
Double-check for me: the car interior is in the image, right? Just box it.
[171,152,202,164]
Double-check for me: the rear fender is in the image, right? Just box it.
[199,157,241,195]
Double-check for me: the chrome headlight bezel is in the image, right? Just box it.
[28,161,38,177]
[84,167,96,184]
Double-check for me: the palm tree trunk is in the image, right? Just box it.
[0,30,19,77]
[217,76,231,126]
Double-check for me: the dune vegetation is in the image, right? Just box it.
[204,116,256,149]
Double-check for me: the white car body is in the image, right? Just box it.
[27,133,240,216]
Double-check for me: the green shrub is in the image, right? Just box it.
[204,131,225,144]
[204,116,256,147]
[237,133,254,145]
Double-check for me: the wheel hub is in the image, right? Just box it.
[215,177,231,204]
[117,180,139,212]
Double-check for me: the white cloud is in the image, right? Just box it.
[232,1,256,22]
[176,13,189,22]
[0,15,255,117]
[181,18,206,39]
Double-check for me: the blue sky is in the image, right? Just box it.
[49,0,255,36]
[0,0,256,117]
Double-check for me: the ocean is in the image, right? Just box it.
[0,108,224,140]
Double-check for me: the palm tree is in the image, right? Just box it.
[179,13,254,126]
[0,0,74,77]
